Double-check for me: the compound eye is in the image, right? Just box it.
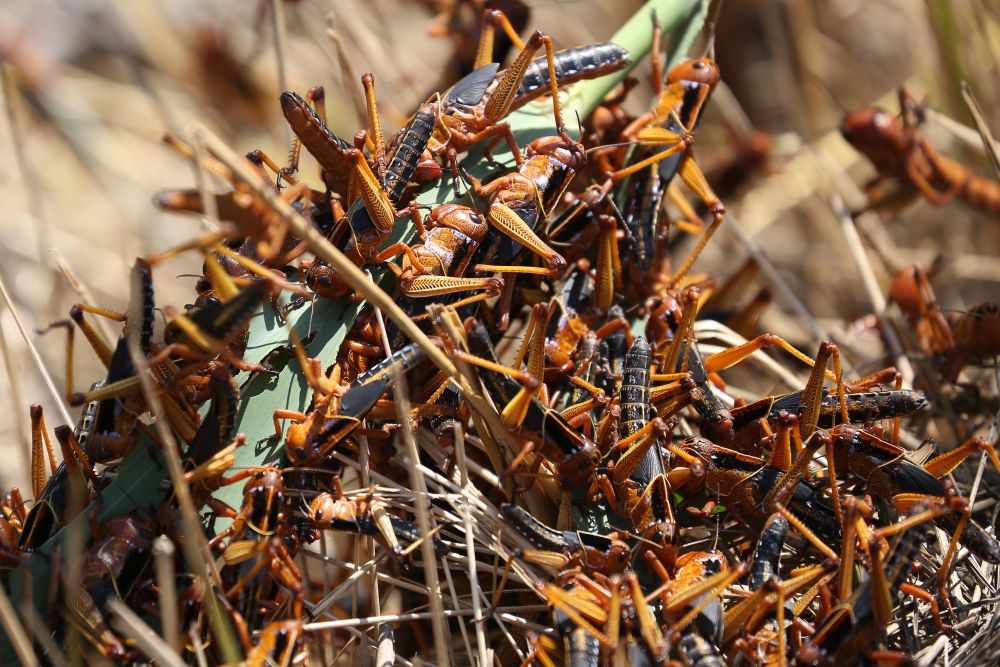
[319,276,331,288]
[693,61,705,69]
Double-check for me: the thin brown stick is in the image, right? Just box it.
[0,583,38,667]
[304,606,549,631]
[108,598,187,667]
[153,536,179,652]
[126,339,241,663]
[393,365,451,666]
[0,269,73,427]
[50,248,117,345]
[0,319,31,489]
[960,81,1000,179]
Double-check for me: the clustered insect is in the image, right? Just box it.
[2,5,999,667]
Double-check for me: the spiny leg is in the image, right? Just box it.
[484,30,565,134]
[932,497,972,618]
[922,436,1000,479]
[676,147,725,219]
[542,581,612,643]
[511,302,546,374]
[668,154,729,284]
[774,502,839,562]
[663,565,746,643]
[661,287,700,374]
[625,572,665,659]
[39,300,132,401]
[29,406,58,499]
[37,319,79,403]
[665,181,705,235]
[70,304,126,364]
[361,73,387,182]
[144,233,229,268]
[899,582,947,630]
[246,148,298,187]
[760,431,831,513]
[607,126,694,183]
[270,410,308,442]
[669,208,721,289]
[402,276,505,320]
[53,425,97,509]
[866,506,945,629]
[450,350,537,428]
[372,240,436,276]
[606,574,622,650]
[594,207,622,312]
[838,496,858,602]
[650,376,693,420]
[798,341,852,443]
[486,203,566,273]
[649,11,663,95]
[474,9,527,69]
[520,633,559,667]
[610,419,668,484]
[767,412,798,471]
[560,375,608,421]
[344,148,413,238]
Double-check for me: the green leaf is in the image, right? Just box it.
[208,294,365,533]
[209,215,418,512]
[630,315,650,340]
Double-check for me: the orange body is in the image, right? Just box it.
[842,104,1000,215]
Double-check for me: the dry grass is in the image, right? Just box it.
[1,0,999,664]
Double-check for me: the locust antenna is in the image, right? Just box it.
[702,0,724,59]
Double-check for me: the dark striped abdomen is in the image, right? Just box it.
[566,628,602,667]
[750,514,788,589]
[621,154,663,273]
[678,633,725,667]
[501,503,567,552]
[131,259,156,355]
[349,342,427,389]
[384,105,436,204]
[620,337,651,439]
[513,42,630,108]
[347,105,436,250]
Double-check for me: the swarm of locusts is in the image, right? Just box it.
[3,3,1000,666]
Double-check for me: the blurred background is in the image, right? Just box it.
[0,0,998,492]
